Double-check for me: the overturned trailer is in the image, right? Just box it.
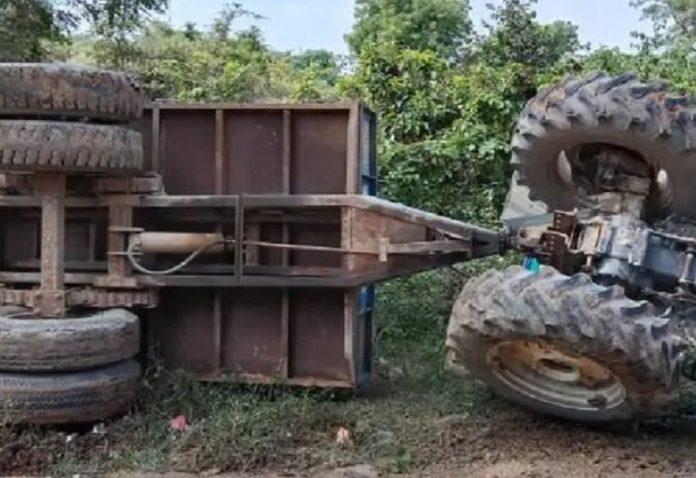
[0,64,503,423]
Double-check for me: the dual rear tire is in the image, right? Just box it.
[0,63,144,174]
[0,307,141,424]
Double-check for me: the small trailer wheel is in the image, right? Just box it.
[0,63,144,122]
[0,308,140,372]
[0,360,140,424]
[0,120,143,174]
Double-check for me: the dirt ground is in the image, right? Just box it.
[403,409,696,478]
[113,415,696,478]
[6,371,696,478]
[6,382,696,477]
[103,403,696,478]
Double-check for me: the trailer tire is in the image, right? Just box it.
[512,71,696,219]
[0,308,140,372]
[446,266,683,422]
[0,120,143,173]
[0,360,140,424]
[0,63,144,122]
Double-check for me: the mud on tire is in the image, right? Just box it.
[0,360,140,424]
[0,308,140,372]
[512,71,696,219]
[446,266,684,422]
[0,63,144,122]
[0,120,143,173]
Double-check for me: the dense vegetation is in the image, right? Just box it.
[4,0,695,224]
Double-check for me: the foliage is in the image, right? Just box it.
[474,0,585,70]
[632,0,696,47]
[346,0,472,60]
[0,0,167,61]
[341,0,581,224]
[0,0,66,61]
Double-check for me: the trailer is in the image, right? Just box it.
[0,64,503,423]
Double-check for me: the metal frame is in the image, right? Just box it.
[0,184,501,316]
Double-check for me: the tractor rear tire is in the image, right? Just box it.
[0,360,140,424]
[446,265,683,422]
[0,63,144,122]
[0,120,143,173]
[0,308,140,372]
[511,71,696,220]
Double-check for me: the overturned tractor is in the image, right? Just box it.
[447,72,695,422]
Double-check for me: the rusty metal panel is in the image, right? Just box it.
[221,288,284,376]
[3,215,38,265]
[158,110,217,194]
[290,222,342,268]
[139,104,359,196]
[139,102,372,387]
[225,111,284,194]
[289,288,351,381]
[65,221,93,261]
[0,101,377,388]
[291,112,348,194]
[152,288,219,375]
[150,286,357,384]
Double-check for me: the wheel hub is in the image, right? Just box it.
[487,340,626,411]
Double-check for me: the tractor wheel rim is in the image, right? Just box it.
[487,340,626,411]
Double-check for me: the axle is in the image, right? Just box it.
[513,208,696,299]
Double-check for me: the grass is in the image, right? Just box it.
[0,264,508,477]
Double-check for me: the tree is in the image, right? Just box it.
[474,0,583,70]
[88,0,168,68]
[97,4,343,103]
[632,0,696,47]
[0,0,67,61]
[342,0,587,224]
[345,0,472,59]
[0,0,168,62]
[290,49,342,85]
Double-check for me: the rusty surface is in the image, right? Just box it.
[0,102,500,388]
[100,204,138,289]
[95,175,164,194]
[0,287,157,309]
[139,103,372,386]
[33,173,66,317]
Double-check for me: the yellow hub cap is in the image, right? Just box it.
[487,340,626,411]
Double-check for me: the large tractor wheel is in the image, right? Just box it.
[446,266,683,422]
[511,71,696,220]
